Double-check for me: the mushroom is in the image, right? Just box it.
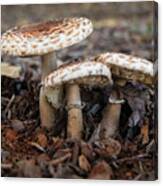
[43,61,113,139]
[94,52,155,139]
[1,17,93,129]
[94,52,155,85]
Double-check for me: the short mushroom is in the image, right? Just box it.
[1,17,93,129]
[94,52,155,85]
[94,52,155,139]
[43,61,113,139]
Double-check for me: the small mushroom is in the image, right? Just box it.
[94,52,155,138]
[43,61,113,139]
[2,17,93,129]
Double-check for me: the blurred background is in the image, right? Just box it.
[2,2,156,62]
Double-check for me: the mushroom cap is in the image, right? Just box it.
[43,61,113,88]
[95,52,154,85]
[2,17,93,56]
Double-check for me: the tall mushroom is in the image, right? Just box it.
[93,52,155,139]
[1,17,93,129]
[43,61,113,139]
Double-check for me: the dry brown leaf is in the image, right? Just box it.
[1,62,21,78]
[141,119,149,145]
[94,138,121,157]
[5,128,17,142]
[78,154,91,172]
[11,119,25,132]
[37,133,48,148]
[17,159,42,177]
[81,141,94,161]
[89,160,113,179]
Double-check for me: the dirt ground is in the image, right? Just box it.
[1,2,158,180]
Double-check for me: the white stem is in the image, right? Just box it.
[66,84,83,139]
[40,52,62,129]
[41,52,57,80]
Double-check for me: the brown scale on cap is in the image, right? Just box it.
[2,17,93,56]
[9,19,76,37]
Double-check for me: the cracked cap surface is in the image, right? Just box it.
[2,17,93,56]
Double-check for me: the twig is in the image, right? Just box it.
[146,139,155,153]
[134,174,142,180]
[115,153,149,163]
[50,152,72,166]
[5,94,15,111]
[29,141,46,152]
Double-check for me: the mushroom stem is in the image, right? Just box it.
[39,87,56,129]
[41,52,57,80]
[40,52,61,129]
[66,84,83,139]
[99,90,122,139]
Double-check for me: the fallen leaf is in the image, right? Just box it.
[81,141,94,161]
[37,133,48,148]
[78,154,91,172]
[17,159,42,177]
[11,119,25,132]
[1,62,21,78]
[89,161,113,179]
[140,119,149,145]
[94,138,121,157]
[5,128,17,142]
[52,137,64,150]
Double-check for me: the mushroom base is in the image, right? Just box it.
[99,90,122,139]
[39,87,56,129]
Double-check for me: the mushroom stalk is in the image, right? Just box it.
[99,90,122,139]
[40,52,61,129]
[41,52,57,80]
[66,84,83,139]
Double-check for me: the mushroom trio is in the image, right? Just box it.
[2,17,155,140]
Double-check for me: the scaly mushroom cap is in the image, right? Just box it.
[43,61,113,88]
[2,17,93,56]
[94,52,155,85]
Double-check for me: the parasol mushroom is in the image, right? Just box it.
[1,17,93,129]
[94,52,155,139]
[43,61,113,139]
[94,52,155,85]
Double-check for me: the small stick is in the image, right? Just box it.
[50,152,72,166]
[115,153,149,163]
[29,141,46,152]
[5,94,15,113]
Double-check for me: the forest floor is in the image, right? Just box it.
[1,2,157,180]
